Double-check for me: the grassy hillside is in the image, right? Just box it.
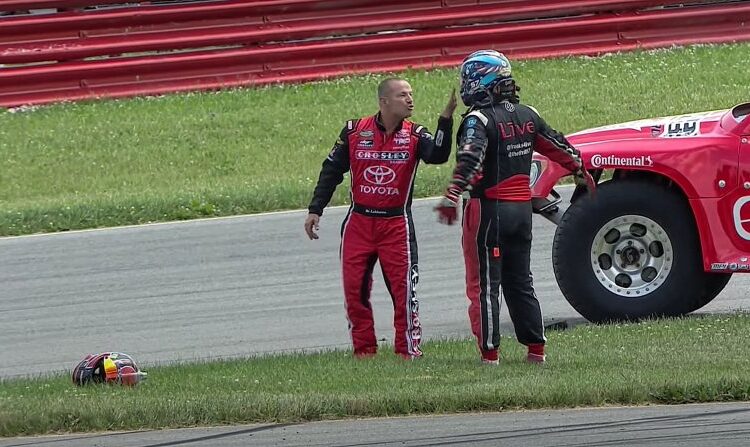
[1,43,748,236]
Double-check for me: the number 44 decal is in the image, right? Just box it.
[734,196,750,241]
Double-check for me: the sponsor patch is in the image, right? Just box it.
[359,184,399,195]
[359,130,374,138]
[498,121,535,138]
[363,165,396,185]
[710,256,749,271]
[394,137,411,146]
[590,154,653,168]
[356,150,409,161]
[504,102,515,112]
[357,140,374,149]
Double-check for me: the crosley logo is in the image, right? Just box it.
[591,154,654,168]
[364,165,396,185]
[733,196,750,241]
[356,151,409,161]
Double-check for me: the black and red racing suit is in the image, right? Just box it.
[309,113,452,358]
[449,100,583,361]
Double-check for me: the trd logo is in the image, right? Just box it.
[734,196,750,241]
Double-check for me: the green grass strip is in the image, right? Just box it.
[1,314,749,437]
[0,43,749,236]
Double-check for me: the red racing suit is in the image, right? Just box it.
[450,101,583,360]
[309,113,452,358]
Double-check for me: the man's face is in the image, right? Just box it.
[380,80,414,120]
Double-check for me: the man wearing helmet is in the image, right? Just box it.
[435,50,596,365]
[305,78,457,360]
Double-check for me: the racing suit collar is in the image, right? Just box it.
[375,112,404,134]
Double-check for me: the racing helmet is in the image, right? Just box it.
[72,352,147,386]
[459,50,514,106]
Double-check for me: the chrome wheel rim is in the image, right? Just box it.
[590,215,673,297]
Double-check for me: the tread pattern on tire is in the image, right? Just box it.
[552,179,714,323]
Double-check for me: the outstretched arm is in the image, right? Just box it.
[532,115,583,173]
[434,110,489,225]
[532,112,596,196]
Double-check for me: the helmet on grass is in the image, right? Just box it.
[72,352,147,386]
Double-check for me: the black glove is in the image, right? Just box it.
[574,169,597,198]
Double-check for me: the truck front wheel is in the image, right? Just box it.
[553,179,709,323]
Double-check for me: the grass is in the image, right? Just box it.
[1,43,749,236]
[1,314,749,437]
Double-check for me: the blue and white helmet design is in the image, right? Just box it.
[459,50,513,106]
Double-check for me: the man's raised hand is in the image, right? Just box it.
[441,88,458,119]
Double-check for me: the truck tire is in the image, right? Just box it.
[692,272,732,312]
[553,179,708,323]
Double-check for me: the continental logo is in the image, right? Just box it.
[591,154,653,168]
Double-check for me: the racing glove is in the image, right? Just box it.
[574,168,597,197]
[435,186,461,225]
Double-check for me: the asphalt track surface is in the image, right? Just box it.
[1,186,749,379]
[1,403,749,446]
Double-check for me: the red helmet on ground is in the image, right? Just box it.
[72,352,147,386]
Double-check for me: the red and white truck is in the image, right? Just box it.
[532,102,750,322]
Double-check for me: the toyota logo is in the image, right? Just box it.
[364,166,396,185]
[734,196,750,241]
